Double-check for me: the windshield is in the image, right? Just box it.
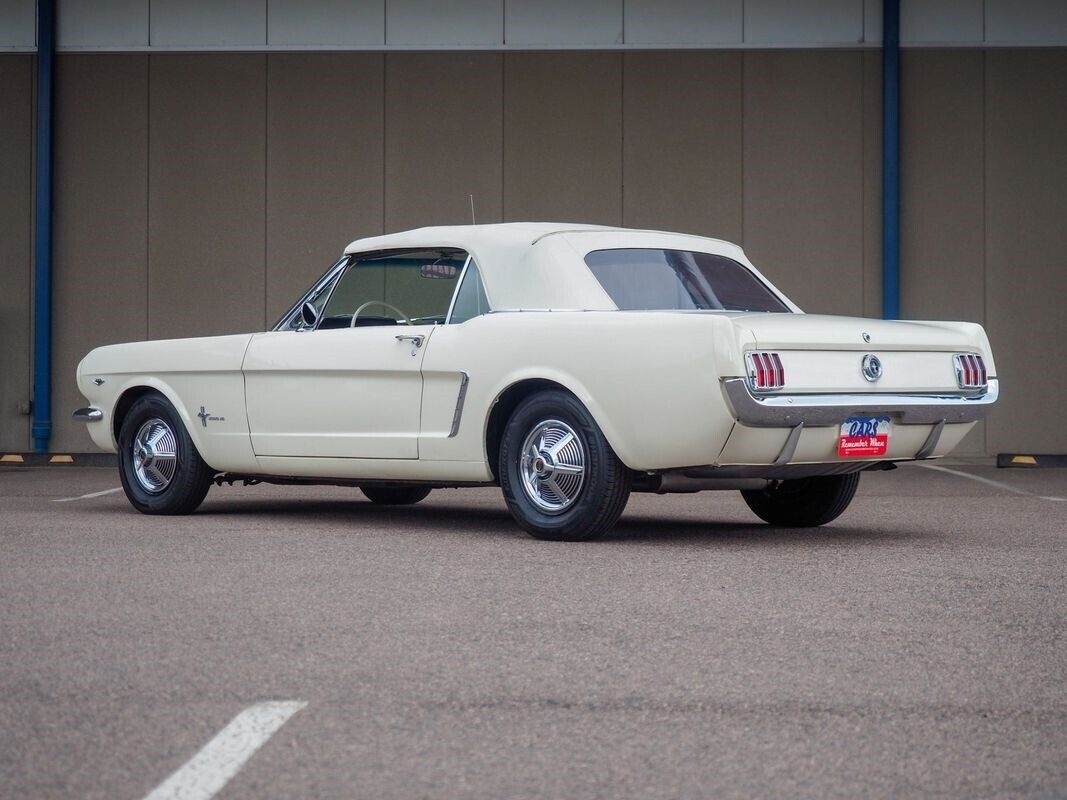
[584,248,790,313]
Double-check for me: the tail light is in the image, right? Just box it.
[953,353,987,389]
[746,351,785,392]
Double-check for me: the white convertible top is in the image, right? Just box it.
[343,223,791,312]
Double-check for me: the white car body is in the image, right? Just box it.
[75,223,997,520]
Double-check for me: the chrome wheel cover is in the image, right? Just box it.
[519,418,586,514]
[131,417,178,494]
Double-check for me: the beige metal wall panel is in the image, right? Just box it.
[0,55,31,451]
[52,55,149,453]
[267,0,384,47]
[150,0,266,47]
[901,0,983,45]
[985,0,1067,45]
[622,51,742,241]
[900,50,984,322]
[744,0,863,45]
[503,53,622,225]
[267,53,383,322]
[58,0,150,48]
[861,49,882,318]
[386,0,503,46]
[505,0,622,46]
[742,51,864,314]
[384,53,502,231]
[148,54,266,339]
[901,50,986,455]
[984,49,1067,454]
[0,0,34,48]
[623,0,743,46]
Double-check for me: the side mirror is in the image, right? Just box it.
[300,301,319,328]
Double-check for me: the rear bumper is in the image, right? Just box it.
[722,377,998,428]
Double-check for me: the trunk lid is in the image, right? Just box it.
[729,313,983,394]
[731,313,969,351]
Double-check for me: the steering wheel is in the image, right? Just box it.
[350,300,412,328]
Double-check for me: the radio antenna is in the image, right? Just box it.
[469,194,476,225]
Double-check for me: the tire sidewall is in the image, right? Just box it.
[499,391,614,539]
[118,394,200,514]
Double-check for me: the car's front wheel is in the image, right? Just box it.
[740,472,860,527]
[499,390,631,541]
[361,486,432,505]
[118,392,214,515]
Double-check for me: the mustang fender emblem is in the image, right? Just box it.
[198,406,225,427]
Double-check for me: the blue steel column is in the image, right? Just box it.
[32,0,56,452]
[882,0,901,320]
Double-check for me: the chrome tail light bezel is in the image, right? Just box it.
[953,353,988,390]
[745,351,786,393]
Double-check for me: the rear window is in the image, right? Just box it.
[584,248,789,313]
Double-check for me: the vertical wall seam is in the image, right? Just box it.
[28,56,36,449]
[740,51,745,247]
[500,52,506,219]
[146,53,150,340]
[263,53,268,329]
[860,51,866,313]
[619,52,624,225]
[381,52,386,233]
[981,48,988,454]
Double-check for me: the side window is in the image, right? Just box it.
[448,260,490,324]
[319,249,467,329]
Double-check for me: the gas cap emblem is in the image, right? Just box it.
[862,331,871,343]
[861,354,883,382]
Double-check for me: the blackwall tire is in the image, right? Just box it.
[117,393,214,515]
[499,390,631,541]
[741,472,860,527]
[361,486,432,505]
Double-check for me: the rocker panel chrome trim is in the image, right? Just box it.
[722,377,998,428]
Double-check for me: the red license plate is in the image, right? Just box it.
[838,416,891,458]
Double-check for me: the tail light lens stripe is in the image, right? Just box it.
[954,353,987,389]
[770,353,782,386]
[746,352,786,391]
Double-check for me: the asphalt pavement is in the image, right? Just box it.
[1,462,1064,799]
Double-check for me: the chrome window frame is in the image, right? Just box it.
[275,248,477,333]
[271,254,351,332]
[446,254,490,325]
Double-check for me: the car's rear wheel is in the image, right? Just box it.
[740,472,860,527]
[361,486,432,505]
[118,393,214,515]
[499,390,631,541]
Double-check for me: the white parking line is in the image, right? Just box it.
[916,463,1067,502]
[52,487,123,502]
[143,701,307,800]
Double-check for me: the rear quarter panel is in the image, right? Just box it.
[420,312,751,471]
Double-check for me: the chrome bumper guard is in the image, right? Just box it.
[72,407,103,422]
[722,377,999,428]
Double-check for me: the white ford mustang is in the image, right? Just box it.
[74,223,998,540]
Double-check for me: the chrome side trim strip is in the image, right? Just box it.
[72,407,103,423]
[914,419,946,460]
[722,377,998,428]
[448,372,470,438]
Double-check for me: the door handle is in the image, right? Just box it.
[395,334,425,356]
